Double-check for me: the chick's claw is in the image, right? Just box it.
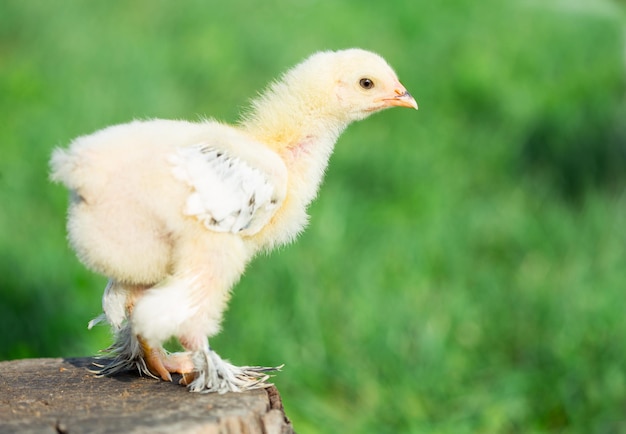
[180,371,197,386]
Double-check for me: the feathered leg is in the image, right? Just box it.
[177,334,281,393]
[92,321,153,378]
[126,271,282,393]
[94,323,196,382]
[94,232,282,392]
[129,231,282,393]
[90,280,194,381]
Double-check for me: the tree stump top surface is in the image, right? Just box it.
[0,357,294,434]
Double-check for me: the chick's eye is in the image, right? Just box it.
[359,78,374,90]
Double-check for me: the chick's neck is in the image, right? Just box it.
[240,95,349,208]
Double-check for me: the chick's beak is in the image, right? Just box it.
[380,86,418,110]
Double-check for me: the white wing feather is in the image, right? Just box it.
[170,144,285,235]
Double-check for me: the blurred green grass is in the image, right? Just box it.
[1,0,625,432]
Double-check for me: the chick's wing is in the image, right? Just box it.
[170,143,287,235]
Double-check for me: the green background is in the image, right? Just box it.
[1,1,625,432]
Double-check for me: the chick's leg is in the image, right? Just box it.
[92,282,174,380]
[153,230,282,393]
[178,334,282,393]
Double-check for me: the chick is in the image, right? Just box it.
[50,48,417,393]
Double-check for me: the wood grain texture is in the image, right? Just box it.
[0,357,294,434]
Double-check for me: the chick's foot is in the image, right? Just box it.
[186,347,282,394]
[138,336,194,382]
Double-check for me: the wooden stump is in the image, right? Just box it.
[0,357,294,434]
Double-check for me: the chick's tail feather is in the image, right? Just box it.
[49,147,78,186]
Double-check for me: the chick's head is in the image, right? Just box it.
[241,48,417,145]
[283,48,418,123]
[333,49,417,119]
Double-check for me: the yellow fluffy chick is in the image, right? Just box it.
[50,48,417,393]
